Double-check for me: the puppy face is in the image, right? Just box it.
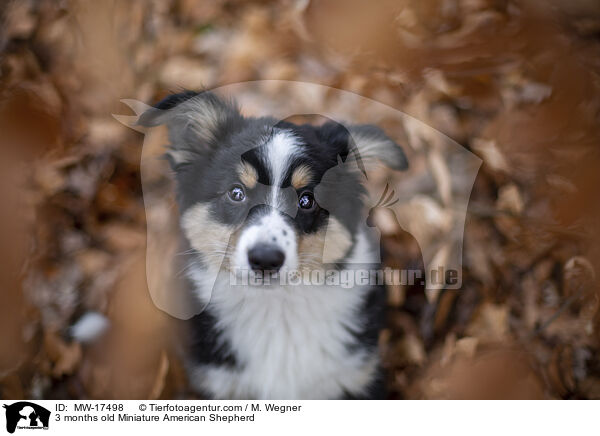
[139,92,407,282]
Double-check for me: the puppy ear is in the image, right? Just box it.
[348,124,408,171]
[138,91,243,167]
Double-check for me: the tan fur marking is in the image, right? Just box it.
[298,217,352,267]
[322,217,353,263]
[166,149,195,165]
[181,204,235,270]
[297,229,326,270]
[237,161,258,189]
[291,165,313,189]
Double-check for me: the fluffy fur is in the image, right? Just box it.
[139,91,407,399]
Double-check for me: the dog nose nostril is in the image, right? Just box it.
[248,244,285,272]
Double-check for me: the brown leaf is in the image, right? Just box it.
[43,330,82,378]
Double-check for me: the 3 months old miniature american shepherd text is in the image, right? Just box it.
[139,91,408,399]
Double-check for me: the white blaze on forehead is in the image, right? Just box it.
[263,131,303,207]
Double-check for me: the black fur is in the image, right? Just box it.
[154,90,200,110]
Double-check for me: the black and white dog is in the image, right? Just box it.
[139,91,408,399]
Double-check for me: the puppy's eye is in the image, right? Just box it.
[228,186,246,202]
[298,192,315,210]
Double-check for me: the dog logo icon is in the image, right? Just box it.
[2,402,50,433]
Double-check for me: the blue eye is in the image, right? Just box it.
[228,186,246,202]
[298,192,315,210]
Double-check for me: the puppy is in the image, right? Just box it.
[139,91,408,399]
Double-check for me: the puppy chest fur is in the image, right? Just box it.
[186,231,385,400]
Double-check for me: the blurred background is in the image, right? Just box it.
[1,0,600,399]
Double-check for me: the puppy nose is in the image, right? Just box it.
[248,244,285,272]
